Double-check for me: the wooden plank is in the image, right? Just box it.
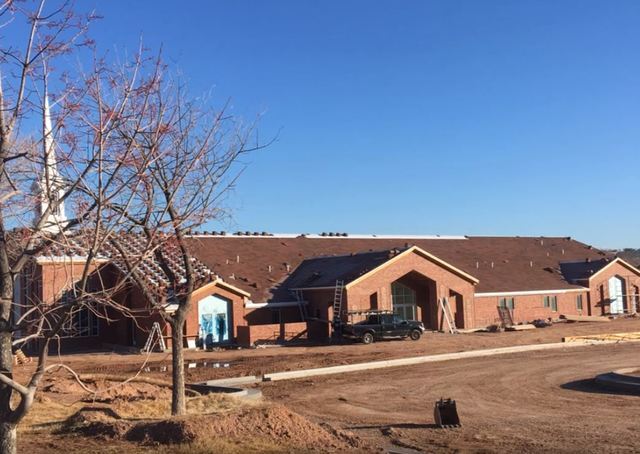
[563,314,611,323]
[505,324,536,331]
[563,331,640,343]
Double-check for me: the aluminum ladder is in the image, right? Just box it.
[439,297,459,334]
[295,289,308,321]
[332,280,345,327]
[142,322,167,353]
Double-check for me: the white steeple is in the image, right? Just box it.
[34,90,67,233]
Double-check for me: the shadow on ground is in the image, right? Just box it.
[561,378,640,397]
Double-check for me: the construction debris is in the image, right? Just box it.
[505,324,536,331]
[13,349,32,365]
[563,314,611,323]
[562,331,640,343]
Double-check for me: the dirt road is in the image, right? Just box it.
[260,342,640,453]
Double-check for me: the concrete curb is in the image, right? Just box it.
[201,376,260,387]
[262,339,639,382]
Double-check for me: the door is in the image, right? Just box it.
[380,314,395,338]
[391,282,417,321]
[608,276,625,314]
[198,295,232,345]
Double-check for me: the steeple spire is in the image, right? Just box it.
[34,87,67,233]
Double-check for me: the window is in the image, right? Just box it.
[369,292,378,310]
[576,294,583,311]
[499,297,515,309]
[544,296,558,312]
[391,282,417,321]
[64,307,99,337]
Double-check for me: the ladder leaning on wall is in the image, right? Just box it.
[439,297,459,334]
[332,280,345,331]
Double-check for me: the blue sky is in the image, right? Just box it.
[88,1,639,248]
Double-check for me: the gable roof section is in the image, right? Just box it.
[588,257,640,281]
[186,235,610,302]
[560,259,610,283]
[560,257,640,284]
[285,249,397,289]
[344,246,479,290]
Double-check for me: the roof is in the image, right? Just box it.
[286,245,480,291]
[103,233,216,293]
[286,249,404,289]
[559,259,611,283]
[22,230,218,296]
[186,234,613,302]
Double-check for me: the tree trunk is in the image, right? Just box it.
[0,290,16,454]
[0,422,17,454]
[170,317,186,416]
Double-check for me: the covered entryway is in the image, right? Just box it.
[608,276,626,314]
[198,294,233,345]
[391,271,438,328]
[391,281,417,320]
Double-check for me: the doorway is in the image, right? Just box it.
[608,276,626,314]
[391,281,417,320]
[198,295,233,346]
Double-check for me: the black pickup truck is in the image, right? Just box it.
[342,313,426,344]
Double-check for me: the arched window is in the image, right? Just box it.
[391,281,417,321]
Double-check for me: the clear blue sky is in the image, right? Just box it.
[89,1,639,248]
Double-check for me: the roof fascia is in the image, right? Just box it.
[588,258,640,282]
[344,246,479,291]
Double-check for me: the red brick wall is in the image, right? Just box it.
[236,322,307,346]
[346,250,477,328]
[165,282,247,347]
[474,291,588,327]
[588,261,640,315]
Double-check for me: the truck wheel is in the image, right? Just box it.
[362,332,374,344]
[410,329,422,341]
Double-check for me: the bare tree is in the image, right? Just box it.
[0,2,167,451]
[101,59,264,415]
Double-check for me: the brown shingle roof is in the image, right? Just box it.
[285,248,406,289]
[186,235,612,302]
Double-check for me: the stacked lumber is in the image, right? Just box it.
[563,331,640,343]
[563,314,611,323]
[13,350,32,365]
[505,324,536,331]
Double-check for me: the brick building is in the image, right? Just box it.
[181,232,640,345]
[17,232,640,350]
[23,96,639,350]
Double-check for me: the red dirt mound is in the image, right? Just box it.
[126,405,364,450]
[84,380,171,403]
[41,375,171,403]
[60,406,130,439]
[63,404,364,451]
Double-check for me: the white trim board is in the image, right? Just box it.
[475,288,587,297]
[245,301,307,309]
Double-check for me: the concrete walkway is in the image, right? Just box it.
[261,338,638,382]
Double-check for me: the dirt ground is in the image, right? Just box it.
[15,317,640,452]
[30,317,640,384]
[260,342,640,453]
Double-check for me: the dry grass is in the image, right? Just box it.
[21,391,256,431]
[156,438,288,454]
[21,397,82,429]
[113,392,255,419]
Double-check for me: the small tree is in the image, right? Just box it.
[0,2,169,451]
[102,60,264,415]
